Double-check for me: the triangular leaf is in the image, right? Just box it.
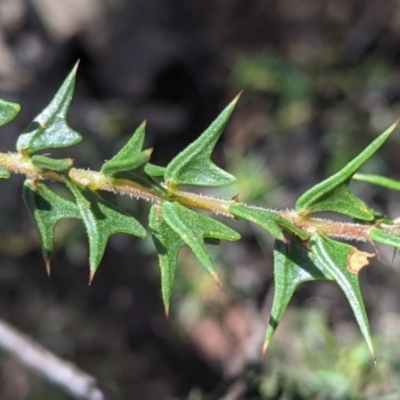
[101,123,165,196]
[102,122,146,177]
[64,177,147,282]
[0,99,20,127]
[149,204,185,315]
[310,235,375,358]
[229,203,309,240]
[263,239,328,354]
[299,184,377,220]
[161,201,240,282]
[23,180,81,275]
[164,95,240,187]
[16,63,82,154]
[296,121,398,220]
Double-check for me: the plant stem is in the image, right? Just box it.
[0,318,111,400]
[1,151,399,243]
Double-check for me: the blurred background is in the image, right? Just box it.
[2,0,400,398]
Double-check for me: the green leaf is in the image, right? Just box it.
[353,173,400,191]
[23,180,81,275]
[264,235,375,357]
[369,227,400,251]
[0,167,10,179]
[144,163,165,177]
[296,121,398,220]
[102,122,146,176]
[149,204,185,315]
[64,177,146,282]
[32,155,74,173]
[164,95,240,187]
[310,235,375,358]
[0,99,20,127]
[229,203,309,240]
[16,63,82,154]
[103,148,152,179]
[161,201,240,282]
[101,123,166,196]
[263,239,328,354]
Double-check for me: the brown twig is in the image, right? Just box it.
[0,318,110,399]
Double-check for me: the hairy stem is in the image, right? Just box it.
[1,151,398,243]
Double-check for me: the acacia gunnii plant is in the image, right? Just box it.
[1,63,400,360]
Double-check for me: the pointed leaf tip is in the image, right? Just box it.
[262,339,270,357]
[296,122,396,220]
[232,90,243,104]
[144,147,154,156]
[45,259,51,277]
[151,198,228,312]
[161,201,239,283]
[264,239,328,351]
[101,123,165,194]
[149,204,184,312]
[213,273,222,287]
[391,119,399,131]
[264,237,375,358]
[22,180,81,272]
[16,65,82,154]
[64,177,146,276]
[311,235,374,358]
[102,123,145,175]
[72,60,80,72]
[88,270,95,286]
[164,97,238,187]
